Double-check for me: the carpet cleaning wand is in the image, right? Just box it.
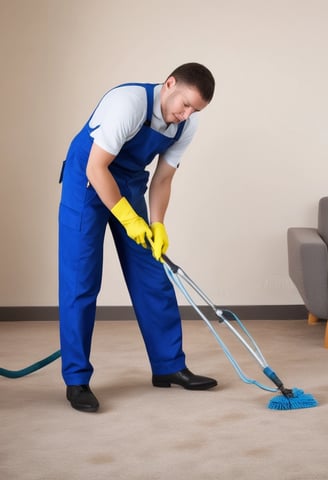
[162,254,318,411]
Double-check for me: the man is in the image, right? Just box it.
[59,62,217,412]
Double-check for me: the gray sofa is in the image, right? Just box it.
[287,196,328,348]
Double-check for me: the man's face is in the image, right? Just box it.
[160,76,209,124]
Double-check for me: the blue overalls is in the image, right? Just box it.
[59,83,187,385]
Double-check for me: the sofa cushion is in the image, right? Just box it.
[318,197,328,244]
[288,227,328,318]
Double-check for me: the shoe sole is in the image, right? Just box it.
[70,404,99,412]
[68,401,99,412]
[152,381,217,390]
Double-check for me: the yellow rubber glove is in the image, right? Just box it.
[111,197,152,248]
[150,222,169,261]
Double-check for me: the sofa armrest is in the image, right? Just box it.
[287,227,328,318]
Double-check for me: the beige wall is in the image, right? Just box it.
[1,0,327,307]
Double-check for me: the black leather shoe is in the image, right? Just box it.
[66,385,99,412]
[152,368,218,390]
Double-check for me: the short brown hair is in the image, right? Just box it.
[167,62,215,103]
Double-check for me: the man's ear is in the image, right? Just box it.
[165,76,176,90]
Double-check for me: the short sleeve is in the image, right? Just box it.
[89,86,147,155]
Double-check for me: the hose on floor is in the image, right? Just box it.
[0,350,61,378]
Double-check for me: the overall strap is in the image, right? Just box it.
[142,83,155,126]
[175,120,186,141]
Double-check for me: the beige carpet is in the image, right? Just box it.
[0,318,327,480]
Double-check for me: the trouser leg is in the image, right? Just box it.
[59,195,108,385]
[109,198,186,375]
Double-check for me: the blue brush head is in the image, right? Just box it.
[268,388,318,410]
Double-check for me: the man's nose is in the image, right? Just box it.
[182,106,194,120]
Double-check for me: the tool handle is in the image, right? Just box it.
[144,237,179,272]
[263,367,283,389]
[162,254,179,273]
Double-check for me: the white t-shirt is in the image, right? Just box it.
[89,84,198,168]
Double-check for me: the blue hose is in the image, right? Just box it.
[0,350,61,378]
